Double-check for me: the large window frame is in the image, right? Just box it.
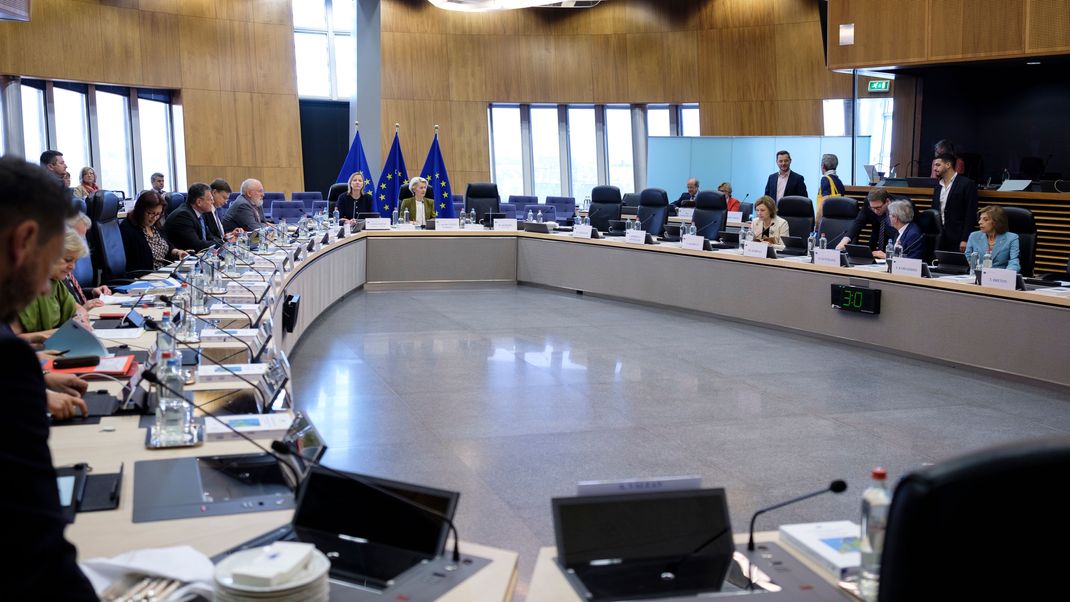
[293,0,356,100]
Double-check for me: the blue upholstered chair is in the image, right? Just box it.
[545,196,576,223]
[508,195,537,208]
[292,191,323,214]
[166,192,186,217]
[271,201,307,221]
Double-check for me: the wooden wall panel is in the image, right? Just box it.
[626,33,669,102]
[1028,0,1070,51]
[253,94,301,168]
[827,0,929,69]
[222,20,259,93]
[590,34,630,103]
[253,23,297,95]
[138,11,183,88]
[178,15,224,91]
[99,7,144,85]
[929,0,1026,60]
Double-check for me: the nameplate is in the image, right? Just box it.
[743,241,770,258]
[891,257,923,277]
[727,211,743,224]
[681,234,705,251]
[982,267,1016,290]
[493,218,518,231]
[436,219,460,231]
[343,222,351,236]
[365,217,390,230]
[676,208,695,219]
[463,223,485,231]
[625,230,647,244]
[813,248,840,267]
[572,225,593,239]
[393,223,416,231]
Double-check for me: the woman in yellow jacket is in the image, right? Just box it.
[398,176,435,226]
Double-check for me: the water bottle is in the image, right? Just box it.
[173,282,190,313]
[1002,168,1010,183]
[403,208,410,224]
[982,251,993,269]
[807,231,816,260]
[583,195,591,212]
[970,251,981,273]
[688,222,697,237]
[155,310,175,366]
[469,208,476,225]
[893,241,904,260]
[189,272,207,315]
[819,232,828,250]
[536,210,543,223]
[279,218,288,239]
[332,207,340,225]
[154,352,192,446]
[391,207,399,226]
[859,467,891,602]
[741,225,752,247]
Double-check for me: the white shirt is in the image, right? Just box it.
[415,200,426,225]
[776,172,790,200]
[938,173,957,223]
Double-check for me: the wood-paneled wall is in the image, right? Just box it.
[0,0,303,195]
[381,0,852,192]
[828,0,1070,69]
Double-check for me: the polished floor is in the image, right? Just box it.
[290,285,1070,599]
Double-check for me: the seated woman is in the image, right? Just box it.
[73,166,99,199]
[716,182,742,213]
[399,176,435,226]
[749,195,789,251]
[14,229,91,335]
[119,191,189,277]
[965,205,1020,272]
[337,171,374,220]
[63,213,110,308]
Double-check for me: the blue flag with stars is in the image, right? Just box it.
[375,132,409,217]
[419,133,454,218]
[335,129,375,194]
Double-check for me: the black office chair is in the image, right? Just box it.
[692,190,727,240]
[588,185,622,232]
[166,192,186,217]
[464,182,501,223]
[878,435,1070,602]
[777,195,815,239]
[86,190,139,284]
[740,201,754,222]
[817,197,858,244]
[621,192,641,216]
[326,183,348,214]
[1003,206,1036,276]
[636,188,670,237]
[914,209,941,264]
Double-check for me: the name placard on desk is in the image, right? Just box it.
[395,223,418,231]
[436,219,460,231]
[891,257,923,277]
[743,241,770,258]
[625,230,647,244]
[365,218,390,230]
[681,234,705,251]
[493,218,518,231]
[813,248,839,267]
[343,222,351,236]
[464,223,486,231]
[676,208,695,220]
[572,225,593,239]
[982,267,1016,290]
[727,211,743,224]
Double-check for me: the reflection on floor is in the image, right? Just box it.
[290,285,1070,599]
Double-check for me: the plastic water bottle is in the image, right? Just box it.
[155,310,175,366]
[391,207,399,226]
[469,208,476,225]
[332,207,340,225]
[982,251,993,269]
[155,352,191,446]
[893,241,904,260]
[819,232,828,250]
[970,251,981,273]
[403,208,410,224]
[741,226,752,246]
[583,196,591,212]
[807,231,817,260]
[527,209,534,223]
[859,467,891,602]
[536,210,544,223]
[688,222,697,237]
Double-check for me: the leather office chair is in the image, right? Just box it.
[166,192,186,217]
[1003,206,1037,276]
[464,183,501,222]
[621,192,641,216]
[915,209,941,264]
[292,191,322,214]
[86,190,136,283]
[740,201,754,222]
[523,204,556,222]
[326,183,348,213]
[878,435,1070,602]
[546,196,577,223]
[777,195,815,239]
[636,188,670,237]
[692,191,727,240]
[817,197,858,244]
[271,201,306,221]
[588,185,622,232]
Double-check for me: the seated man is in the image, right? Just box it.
[886,200,924,260]
[672,178,700,208]
[836,187,895,258]
[207,179,242,243]
[223,178,269,232]
[164,182,219,251]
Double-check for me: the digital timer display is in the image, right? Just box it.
[831,284,881,314]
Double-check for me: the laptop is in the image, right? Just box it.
[844,244,876,266]
[931,250,971,275]
[779,235,808,256]
[864,164,879,184]
[553,488,737,601]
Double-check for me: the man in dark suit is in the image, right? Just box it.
[932,152,978,252]
[164,182,219,251]
[836,187,894,257]
[764,150,808,200]
[672,178,700,208]
[887,200,925,260]
[223,178,269,232]
[0,156,98,600]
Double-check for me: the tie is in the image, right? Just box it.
[877,218,887,249]
[199,214,207,239]
[213,210,224,237]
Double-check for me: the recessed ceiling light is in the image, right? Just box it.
[1026,61,1041,65]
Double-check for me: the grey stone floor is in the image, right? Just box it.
[289,284,1070,599]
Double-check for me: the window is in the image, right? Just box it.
[823,99,847,137]
[647,105,671,137]
[21,84,46,164]
[680,104,700,136]
[858,97,894,176]
[568,107,597,201]
[292,0,356,100]
[139,98,173,191]
[97,90,133,195]
[490,106,523,198]
[605,106,634,194]
[53,86,91,180]
[530,106,561,198]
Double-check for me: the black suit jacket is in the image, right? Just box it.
[845,205,894,251]
[337,192,374,220]
[764,171,808,199]
[163,202,213,252]
[0,334,98,600]
[120,218,174,276]
[672,193,697,208]
[932,175,978,250]
[203,208,226,245]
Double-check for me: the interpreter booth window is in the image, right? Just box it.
[138,91,174,192]
[53,84,91,179]
[96,89,134,196]
[531,106,563,198]
[21,82,47,164]
[568,106,598,200]
[490,105,524,199]
[605,105,634,194]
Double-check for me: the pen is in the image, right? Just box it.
[110,462,124,502]
[54,349,70,357]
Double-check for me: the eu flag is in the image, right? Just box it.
[335,128,375,196]
[419,132,454,218]
[375,132,409,217]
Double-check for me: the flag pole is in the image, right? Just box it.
[395,122,400,133]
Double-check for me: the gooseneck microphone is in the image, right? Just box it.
[747,480,847,551]
[147,308,256,365]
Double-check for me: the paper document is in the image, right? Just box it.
[93,328,146,340]
[997,179,1031,192]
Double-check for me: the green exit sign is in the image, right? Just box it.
[868,80,891,93]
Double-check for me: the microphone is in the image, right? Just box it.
[747,480,847,551]
[145,314,257,373]
[163,273,268,328]
[182,255,273,306]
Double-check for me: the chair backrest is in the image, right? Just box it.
[914,209,941,264]
[545,196,577,221]
[621,192,641,208]
[816,197,858,244]
[636,188,670,237]
[292,191,323,201]
[777,195,815,238]
[228,192,241,203]
[740,201,754,222]
[523,204,556,222]
[312,200,329,214]
[508,195,537,207]
[692,191,727,240]
[264,192,285,201]
[878,435,1070,602]
[86,190,127,283]
[588,186,622,231]
[73,254,95,288]
[1003,206,1036,276]
[464,183,501,222]
[500,203,517,219]
[166,192,186,216]
[326,183,348,210]
[271,200,307,221]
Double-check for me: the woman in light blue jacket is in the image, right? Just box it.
[964,206,1020,272]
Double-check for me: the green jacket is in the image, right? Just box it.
[398,197,436,224]
[18,279,77,333]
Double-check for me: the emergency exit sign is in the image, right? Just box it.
[868,80,891,93]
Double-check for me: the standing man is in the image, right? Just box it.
[673,178,700,208]
[0,156,98,600]
[932,152,978,252]
[224,178,269,232]
[764,150,807,201]
[165,182,219,251]
[836,187,894,257]
[150,172,167,196]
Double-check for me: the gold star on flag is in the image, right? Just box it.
[440,180,447,188]
[434,173,440,179]
[379,194,386,200]
[380,183,386,189]
[395,170,400,176]
[402,179,409,186]
[423,175,429,180]
[386,173,393,180]
[383,204,390,210]
[443,192,449,198]
[440,203,446,209]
